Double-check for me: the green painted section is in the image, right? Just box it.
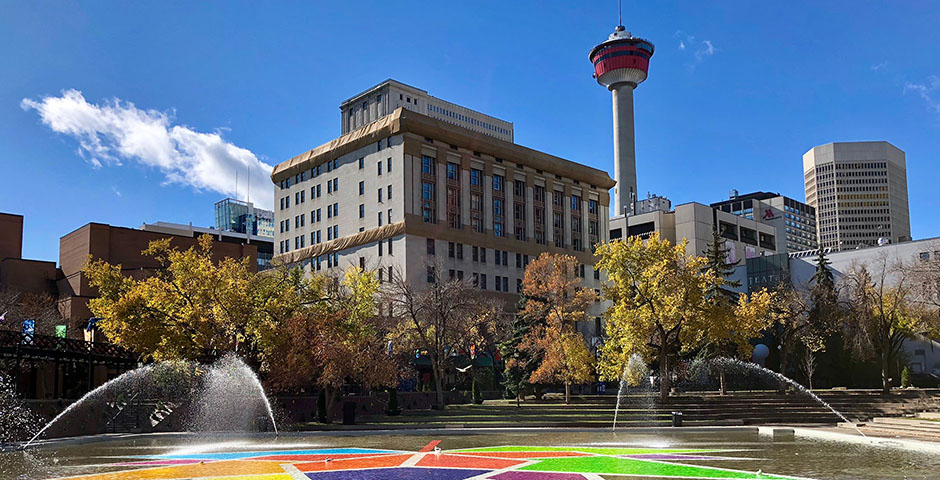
[452,446,712,455]
[520,456,793,479]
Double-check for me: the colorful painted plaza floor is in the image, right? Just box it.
[5,429,940,479]
[44,441,803,480]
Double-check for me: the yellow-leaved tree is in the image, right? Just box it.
[517,253,596,404]
[84,235,307,361]
[596,233,772,401]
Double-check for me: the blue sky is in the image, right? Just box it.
[2,1,939,262]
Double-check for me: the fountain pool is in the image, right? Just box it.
[3,428,938,479]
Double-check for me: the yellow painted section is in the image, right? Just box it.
[66,460,286,480]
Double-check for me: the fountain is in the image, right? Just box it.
[22,353,277,449]
[612,353,654,432]
[611,355,868,438]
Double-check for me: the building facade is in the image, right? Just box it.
[214,197,275,238]
[141,221,275,271]
[609,201,781,263]
[711,190,818,253]
[803,141,911,251]
[57,222,258,335]
[272,106,614,340]
[340,79,514,143]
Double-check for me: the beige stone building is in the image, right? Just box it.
[803,141,911,251]
[271,106,614,340]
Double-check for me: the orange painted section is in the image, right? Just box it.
[295,454,412,472]
[66,460,285,479]
[416,453,523,469]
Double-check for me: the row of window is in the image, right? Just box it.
[426,104,510,136]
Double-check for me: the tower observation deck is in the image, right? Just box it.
[590,25,654,216]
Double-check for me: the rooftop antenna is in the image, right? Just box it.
[618,0,622,27]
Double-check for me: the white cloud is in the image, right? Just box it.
[903,76,940,115]
[696,40,716,61]
[674,31,717,67]
[21,89,274,210]
[871,61,888,71]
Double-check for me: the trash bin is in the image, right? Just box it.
[342,401,357,425]
[671,411,683,427]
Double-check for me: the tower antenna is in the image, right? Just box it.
[618,0,622,27]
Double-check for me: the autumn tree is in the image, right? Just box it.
[261,267,398,420]
[514,253,595,404]
[843,257,926,392]
[597,234,772,402]
[385,262,504,406]
[84,235,307,361]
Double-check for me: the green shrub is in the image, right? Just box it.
[901,366,911,388]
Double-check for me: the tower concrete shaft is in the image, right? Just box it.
[590,25,654,217]
[611,83,636,215]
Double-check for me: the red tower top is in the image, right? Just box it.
[590,26,655,89]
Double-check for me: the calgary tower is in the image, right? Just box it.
[590,18,654,216]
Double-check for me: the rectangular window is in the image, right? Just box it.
[387,208,392,223]
[422,181,436,223]
[378,187,383,203]
[493,174,503,192]
[422,156,436,175]
[447,162,459,181]
[571,195,581,211]
[388,238,393,255]
[378,241,383,257]
[378,211,383,226]
[480,274,487,290]
[427,238,435,255]
[503,276,508,292]
[427,266,435,283]
[480,247,486,263]
[471,168,482,186]
[448,242,456,258]
[495,275,502,292]
[387,184,392,200]
[358,157,364,169]
[378,160,383,176]
[387,157,392,173]
[359,181,364,195]
[333,178,338,192]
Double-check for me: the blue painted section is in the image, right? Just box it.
[305,467,489,479]
[150,447,397,460]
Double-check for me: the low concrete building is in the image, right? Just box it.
[609,201,781,262]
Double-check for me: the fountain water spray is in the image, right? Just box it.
[24,365,155,448]
[23,354,277,448]
[712,357,867,438]
[612,353,651,432]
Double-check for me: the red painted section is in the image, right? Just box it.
[295,454,412,472]
[420,440,442,453]
[416,453,524,470]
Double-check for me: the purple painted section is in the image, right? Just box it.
[116,459,206,466]
[490,471,587,480]
[623,454,725,461]
[305,467,489,479]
